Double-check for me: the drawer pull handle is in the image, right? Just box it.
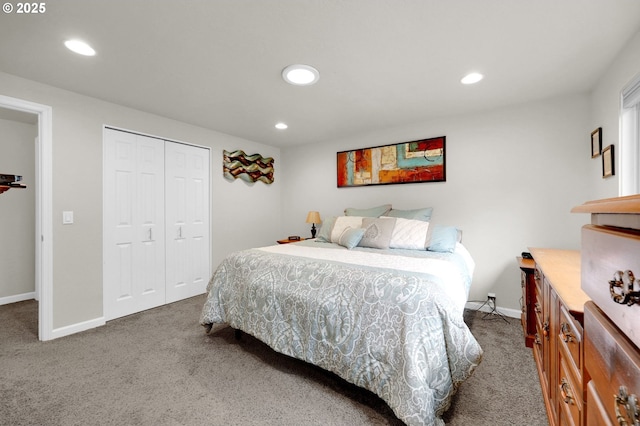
[560,378,573,404]
[560,322,574,343]
[615,386,640,426]
[609,270,640,307]
[534,333,541,346]
[542,320,549,338]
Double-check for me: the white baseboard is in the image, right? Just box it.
[51,316,105,340]
[465,301,521,319]
[0,292,36,306]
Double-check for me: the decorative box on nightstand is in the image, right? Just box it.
[276,237,306,244]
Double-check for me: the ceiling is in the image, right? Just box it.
[1,0,639,148]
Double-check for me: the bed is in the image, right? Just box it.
[200,212,483,426]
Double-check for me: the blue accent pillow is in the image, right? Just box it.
[344,204,391,218]
[386,207,433,222]
[337,227,365,249]
[316,216,336,242]
[427,225,458,253]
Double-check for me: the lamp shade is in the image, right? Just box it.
[305,211,322,224]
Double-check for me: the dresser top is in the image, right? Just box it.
[573,195,640,230]
[529,248,589,314]
[571,194,640,214]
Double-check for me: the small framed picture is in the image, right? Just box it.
[591,127,602,158]
[602,144,615,178]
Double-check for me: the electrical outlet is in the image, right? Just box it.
[487,292,496,300]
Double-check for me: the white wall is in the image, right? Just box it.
[0,71,281,330]
[281,94,591,311]
[588,30,640,200]
[0,117,36,299]
[3,29,638,331]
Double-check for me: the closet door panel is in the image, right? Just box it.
[105,130,136,319]
[135,135,165,306]
[191,233,208,288]
[188,148,208,291]
[166,156,188,299]
[104,129,165,320]
[165,142,210,303]
[115,242,133,301]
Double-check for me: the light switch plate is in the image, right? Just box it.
[62,211,74,224]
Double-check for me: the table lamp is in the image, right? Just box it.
[305,211,322,238]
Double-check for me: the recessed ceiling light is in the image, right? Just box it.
[64,39,96,56]
[275,122,288,130]
[282,64,319,86]
[461,72,483,85]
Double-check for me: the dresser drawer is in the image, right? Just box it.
[559,304,582,380]
[558,353,581,426]
[534,321,543,363]
[582,225,640,349]
[534,265,543,298]
[586,381,613,426]
[534,284,543,324]
[584,302,640,425]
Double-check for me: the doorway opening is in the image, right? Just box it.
[0,95,53,341]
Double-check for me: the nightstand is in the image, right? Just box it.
[277,238,306,244]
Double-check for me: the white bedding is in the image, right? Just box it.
[260,242,475,315]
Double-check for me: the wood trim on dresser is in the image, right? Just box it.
[518,256,537,348]
[570,193,640,214]
[527,248,589,426]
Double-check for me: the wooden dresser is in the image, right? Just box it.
[528,248,590,426]
[572,195,640,425]
[523,196,640,425]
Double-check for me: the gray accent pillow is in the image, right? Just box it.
[359,217,396,249]
[387,207,433,222]
[344,204,392,218]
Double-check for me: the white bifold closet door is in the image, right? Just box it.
[104,129,210,321]
[165,141,210,303]
[104,130,166,321]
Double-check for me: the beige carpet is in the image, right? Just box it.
[0,296,547,425]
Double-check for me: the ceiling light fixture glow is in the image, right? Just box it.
[275,122,288,130]
[461,72,483,85]
[282,64,319,86]
[64,39,96,56]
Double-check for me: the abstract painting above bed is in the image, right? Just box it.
[200,241,482,426]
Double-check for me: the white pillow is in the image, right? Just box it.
[330,216,364,243]
[387,217,430,250]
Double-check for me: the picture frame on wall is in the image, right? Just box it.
[336,136,446,187]
[602,144,615,178]
[591,127,602,158]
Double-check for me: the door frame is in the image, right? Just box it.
[0,95,53,341]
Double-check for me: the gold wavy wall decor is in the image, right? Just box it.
[223,149,274,184]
